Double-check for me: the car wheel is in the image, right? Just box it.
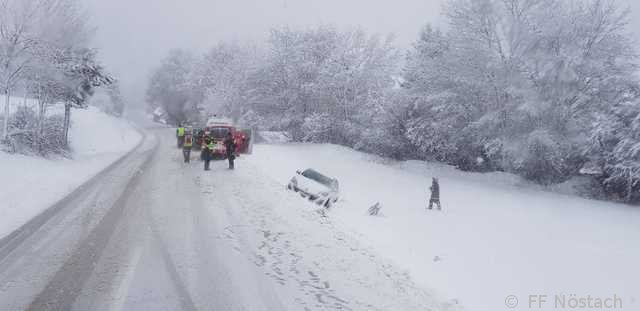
[287,183,293,190]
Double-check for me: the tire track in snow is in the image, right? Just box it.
[200,157,462,311]
[204,168,352,309]
[26,135,156,311]
[147,213,198,311]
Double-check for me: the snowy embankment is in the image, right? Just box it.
[246,142,640,311]
[0,106,141,239]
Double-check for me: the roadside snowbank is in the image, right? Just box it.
[256,131,292,144]
[0,106,141,239]
[247,143,640,311]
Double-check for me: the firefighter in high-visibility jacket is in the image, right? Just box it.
[176,124,186,148]
[202,138,214,171]
[182,133,193,163]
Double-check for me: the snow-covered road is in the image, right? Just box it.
[0,129,452,311]
[6,127,634,311]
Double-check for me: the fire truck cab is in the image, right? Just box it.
[202,117,253,159]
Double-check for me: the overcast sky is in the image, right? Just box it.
[86,0,640,106]
[85,0,442,105]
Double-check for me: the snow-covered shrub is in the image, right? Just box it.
[4,107,37,154]
[509,130,577,185]
[302,113,332,143]
[355,113,417,160]
[587,100,640,202]
[3,106,67,156]
[39,115,67,155]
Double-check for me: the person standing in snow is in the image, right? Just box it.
[176,124,186,148]
[202,138,214,171]
[196,128,205,150]
[182,133,193,163]
[224,132,237,170]
[428,177,442,210]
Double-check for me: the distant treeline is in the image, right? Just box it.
[147,0,640,203]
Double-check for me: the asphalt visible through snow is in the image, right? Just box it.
[0,128,450,311]
[0,128,285,310]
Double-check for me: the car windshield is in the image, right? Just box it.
[209,127,230,139]
[301,169,334,187]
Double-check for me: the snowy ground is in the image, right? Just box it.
[246,143,640,311]
[0,129,458,311]
[197,154,455,310]
[1,126,637,310]
[0,106,141,239]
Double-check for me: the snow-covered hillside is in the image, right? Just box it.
[0,106,141,239]
[246,143,640,311]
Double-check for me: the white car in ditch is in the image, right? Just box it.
[287,169,339,208]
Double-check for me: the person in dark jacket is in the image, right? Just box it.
[195,129,205,150]
[199,133,209,161]
[428,177,442,210]
[202,138,214,171]
[223,132,237,169]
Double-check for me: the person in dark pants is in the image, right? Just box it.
[202,138,214,171]
[199,134,209,161]
[223,132,237,170]
[195,129,205,150]
[428,177,442,210]
[183,134,193,163]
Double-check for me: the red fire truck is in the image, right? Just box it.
[199,117,253,160]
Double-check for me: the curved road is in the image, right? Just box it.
[0,129,283,310]
[0,128,449,311]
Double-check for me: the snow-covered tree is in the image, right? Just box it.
[90,80,125,117]
[191,42,261,121]
[404,0,639,186]
[0,0,89,141]
[252,26,338,139]
[1,0,110,152]
[146,49,198,125]
[254,26,399,143]
[1,0,42,140]
[586,95,640,202]
[105,81,125,117]
[143,8,640,202]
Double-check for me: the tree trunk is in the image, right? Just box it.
[627,170,633,203]
[37,97,46,154]
[63,102,71,148]
[3,89,11,141]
